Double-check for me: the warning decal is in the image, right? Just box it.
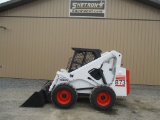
[115,75,125,87]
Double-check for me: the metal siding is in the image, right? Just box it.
[0,0,160,85]
[1,0,160,20]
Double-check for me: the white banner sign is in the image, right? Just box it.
[69,0,106,18]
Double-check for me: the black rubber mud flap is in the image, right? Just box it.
[21,90,47,107]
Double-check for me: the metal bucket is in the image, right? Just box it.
[21,81,51,107]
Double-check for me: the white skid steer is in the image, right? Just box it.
[22,48,130,110]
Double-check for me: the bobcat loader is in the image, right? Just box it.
[22,48,130,110]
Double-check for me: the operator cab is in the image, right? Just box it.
[67,48,102,72]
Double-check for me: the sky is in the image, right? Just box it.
[0,0,10,4]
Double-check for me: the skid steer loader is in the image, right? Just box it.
[21,48,130,110]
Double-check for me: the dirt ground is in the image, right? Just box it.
[0,78,160,120]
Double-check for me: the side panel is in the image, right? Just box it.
[111,67,127,96]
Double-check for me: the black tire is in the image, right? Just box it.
[90,86,116,111]
[51,83,77,109]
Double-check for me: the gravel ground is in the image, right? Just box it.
[0,78,160,120]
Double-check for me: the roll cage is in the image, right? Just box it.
[67,48,102,72]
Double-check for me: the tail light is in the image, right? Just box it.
[126,69,130,95]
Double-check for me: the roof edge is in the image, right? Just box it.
[0,0,38,13]
[135,0,160,10]
[0,0,159,13]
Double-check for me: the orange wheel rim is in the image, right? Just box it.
[56,90,71,105]
[96,92,111,106]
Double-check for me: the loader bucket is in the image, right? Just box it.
[21,81,51,107]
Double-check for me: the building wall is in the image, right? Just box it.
[0,0,160,85]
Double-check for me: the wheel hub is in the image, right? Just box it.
[56,90,71,105]
[101,96,105,100]
[62,94,66,98]
[96,92,111,107]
